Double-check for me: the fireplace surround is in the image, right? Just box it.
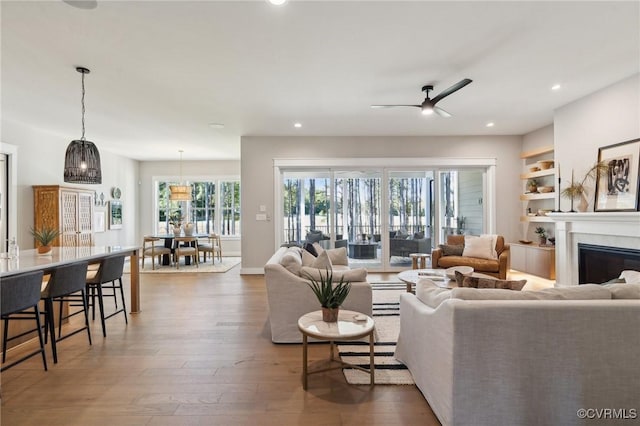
[548,212,640,286]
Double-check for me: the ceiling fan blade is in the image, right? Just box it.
[371,104,421,109]
[433,106,452,118]
[431,78,472,104]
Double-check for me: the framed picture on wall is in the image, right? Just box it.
[94,210,106,233]
[109,201,123,229]
[594,138,640,212]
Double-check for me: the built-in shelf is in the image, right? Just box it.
[520,192,555,201]
[520,168,556,179]
[520,215,554,223]
[520,146,554,159]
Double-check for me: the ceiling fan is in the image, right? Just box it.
[371,78,473,118]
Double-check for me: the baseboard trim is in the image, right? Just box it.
[240,267,264,275]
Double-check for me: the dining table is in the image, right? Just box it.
[0,245,142,313]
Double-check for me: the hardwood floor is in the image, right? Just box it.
[1,267,439,425]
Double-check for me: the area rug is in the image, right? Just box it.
[123,257,241,274]
[338,281,415,385]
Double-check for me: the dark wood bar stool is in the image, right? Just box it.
[1,270,48,372]
[85,255,128,337]
[41,261,91,364]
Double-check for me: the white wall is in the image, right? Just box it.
[554,73,640,211]
[240,135,523,272]
[137,160,241,255]
[1,119,139,248]
[522,125,554,152]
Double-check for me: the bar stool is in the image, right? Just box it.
[409,253,430,269]
[85,255,128,337]
[1,271,48,372]
[41,261,91,364]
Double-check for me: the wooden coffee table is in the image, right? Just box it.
[298,310,375,390]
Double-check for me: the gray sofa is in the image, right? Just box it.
[394,279,640,426]
[390,236,431,258]
[264,246,372,343]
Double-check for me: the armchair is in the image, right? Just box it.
[431,235,509,279]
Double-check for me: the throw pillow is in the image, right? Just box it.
[301,249,316,267]
[311,250,332,270]
[454,270,473,286]
[300,266,367,283]
[461,275,527,291]
[326,247,348,266]
[462,235,497,260]
[620,270,640,284]
[279,247,303,274]
[303,242,318,257]
[312,242,325,256]
[480,234,499,259]
[415,278,452,309]
[439,244,464,257]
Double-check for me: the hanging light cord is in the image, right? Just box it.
[81,70,86,141]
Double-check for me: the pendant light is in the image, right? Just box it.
[169,150,192,201]
[64,67,102,184]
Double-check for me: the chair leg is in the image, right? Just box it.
[81,289,92,345]
[2,316,9,363]
[34,305,48,371]
[96,285,106,338]
[45,298,58,364]
[118,278,128,324]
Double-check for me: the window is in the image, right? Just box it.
[155,179,240,236]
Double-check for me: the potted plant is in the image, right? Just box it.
[305,269,351,322]
[526,179,538,193]
[561,162,609,212]
[30,225,60,255]
[534,226,547,245]
[169,211,183,235]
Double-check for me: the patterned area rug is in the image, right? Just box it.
[123,257,241,273]
[338,281,415,385]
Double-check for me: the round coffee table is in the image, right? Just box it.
[298,310,375,390]
[397,269,452,292]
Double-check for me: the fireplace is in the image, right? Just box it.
[578,243,640,284]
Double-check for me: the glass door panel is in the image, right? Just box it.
[388,171,434,268]
[334,171,382,268]
[282,171,331,245]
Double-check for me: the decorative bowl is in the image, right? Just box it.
[445,266,474,280]
[518,240,533,244]
[538,186,554,193]
[538,160,555,170]
[529,166,540,172]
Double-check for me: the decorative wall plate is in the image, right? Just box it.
[111,187,122,199]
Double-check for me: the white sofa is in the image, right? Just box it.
[264,246,372,343]
[395,279,640,426]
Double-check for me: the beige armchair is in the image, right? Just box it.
[173,237,199,269]
[199,233,222,264]
[431,235,510,279]
[142,236,172,270]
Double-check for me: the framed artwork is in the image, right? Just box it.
[109,200,123,229]
[595,138,640,212]
[94,211,106,233]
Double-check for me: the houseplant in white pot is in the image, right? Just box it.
[305,269,351,322]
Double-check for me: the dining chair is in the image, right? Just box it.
[174,236,199,269]
[198,233,222,264]
[1,270,48,372]
[41,261,91,364]
[85,255,128,337]
[142,236,172,269]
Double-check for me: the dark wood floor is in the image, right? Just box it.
[1,267,440,425]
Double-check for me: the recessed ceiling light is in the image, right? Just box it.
[268,0,287,5]
[294,122,302,128]
[486,122,495,127]
[551,84,561,91]
[208,123,225,129]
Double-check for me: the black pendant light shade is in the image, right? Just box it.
[64,139,102,184]
[64,66,102,184]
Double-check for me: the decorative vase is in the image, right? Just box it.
[173,226,182,236]
[322,307,339,323]
[577,193,589,212]
[37,245,52,255]
[538,236,547,246]
[183,223,195,236]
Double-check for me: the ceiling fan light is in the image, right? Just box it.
[421,107,434,115]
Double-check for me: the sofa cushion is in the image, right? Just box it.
[451,284,612,301]
[300,266,367,283]
[311,250,332,269]
[301,249,316,266]
[463,235,497,260]
[439,244,464,256]
[279,247,303,274]
[461,275,526,291]
[603,283,640,299]
[438,255,499,272]
[415,278,452,308]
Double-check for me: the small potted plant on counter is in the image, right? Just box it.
[30,225,60,255]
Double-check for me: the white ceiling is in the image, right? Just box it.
[2,1,638,161]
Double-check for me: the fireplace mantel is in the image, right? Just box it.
[547,212,640,285]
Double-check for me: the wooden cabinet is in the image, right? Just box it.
[33,185,94,246]
[510,243,555,279]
